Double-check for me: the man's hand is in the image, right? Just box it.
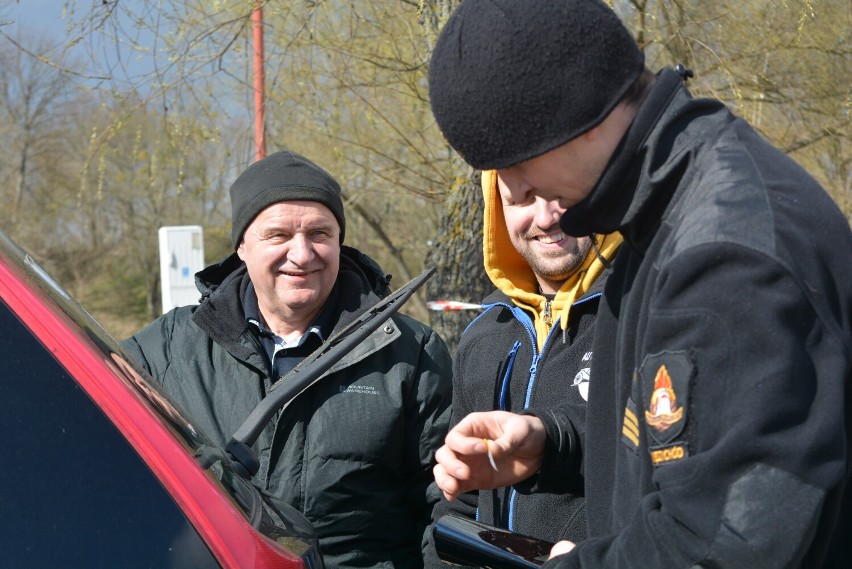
[433,411,547,500]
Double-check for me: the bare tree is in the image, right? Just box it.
[0,36,76,231]
[415,0,492,352]
[2,0,846,342]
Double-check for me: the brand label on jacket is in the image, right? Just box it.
[339,384,380,396]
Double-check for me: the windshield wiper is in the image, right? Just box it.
[225,266,436,477]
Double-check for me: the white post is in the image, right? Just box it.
[158,226,205,314]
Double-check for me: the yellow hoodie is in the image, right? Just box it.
[481,170,622,351]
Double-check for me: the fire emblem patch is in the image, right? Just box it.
[640,351,692,445]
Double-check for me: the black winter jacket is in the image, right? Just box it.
[533,67,852,569]
[122,246,453,568]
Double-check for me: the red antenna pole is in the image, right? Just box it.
[252,1,267,161]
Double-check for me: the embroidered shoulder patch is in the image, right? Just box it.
[640,351,692,446]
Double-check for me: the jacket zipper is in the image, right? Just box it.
[491,295,602,533]
[506,351,542,533]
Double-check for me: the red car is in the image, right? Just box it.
[0,230,323,568]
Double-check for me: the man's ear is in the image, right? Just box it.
[236,240,246,261]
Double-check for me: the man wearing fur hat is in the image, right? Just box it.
[422,170,620,566]
[122,150,453,568]
[426,1,851,568]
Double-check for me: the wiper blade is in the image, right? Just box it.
[226,266,435,477]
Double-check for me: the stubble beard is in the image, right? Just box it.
[519,235,594,283]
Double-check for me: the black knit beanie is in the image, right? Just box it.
[230,150,345,248]
[428,0,645,170]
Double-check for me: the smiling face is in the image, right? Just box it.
[237,201,340,336]
[497,175,593,294]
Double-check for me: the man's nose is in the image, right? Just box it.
[287,234,315,263]
[533,197,564,228]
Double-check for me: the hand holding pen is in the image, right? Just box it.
[433,410,547,501]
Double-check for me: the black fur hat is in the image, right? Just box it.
[428,0,645,170]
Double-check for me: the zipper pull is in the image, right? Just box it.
[543,300,552,327]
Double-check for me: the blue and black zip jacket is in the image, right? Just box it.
[423,275,608,568]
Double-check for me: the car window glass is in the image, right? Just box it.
[2,233,320,563]
[0,300,219,568]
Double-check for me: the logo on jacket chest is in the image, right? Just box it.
[571,351,593,401]
[339,384,380,396]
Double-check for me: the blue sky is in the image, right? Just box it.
[1,0,157,86]
[2,0,82,49]
[1,0,64,27]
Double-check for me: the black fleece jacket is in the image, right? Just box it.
[533,68,852,569]
[424,279,605,566]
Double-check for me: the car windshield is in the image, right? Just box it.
[0,230,317,557]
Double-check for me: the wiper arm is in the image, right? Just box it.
[226,266,436,477]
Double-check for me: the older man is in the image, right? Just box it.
[122,150,453,568]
